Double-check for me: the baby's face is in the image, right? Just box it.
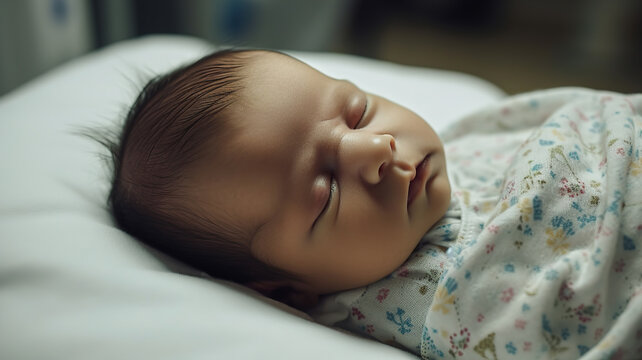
[191,52,451,294]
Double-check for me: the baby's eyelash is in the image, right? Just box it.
[354,99,368,129]
[321,178,336,215]
[314,177,336,228]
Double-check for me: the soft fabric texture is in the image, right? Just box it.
[0,35,504,360]
[313,88,642,360]
[426,88,642,360]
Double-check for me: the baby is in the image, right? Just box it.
[109,48,451,301]
[109,49,642,359]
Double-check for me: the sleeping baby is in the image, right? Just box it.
[106,49,642,359]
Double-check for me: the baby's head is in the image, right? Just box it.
[110,49,451,304]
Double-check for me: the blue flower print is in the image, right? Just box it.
[589,121,605,133]
[542,314,552,333]
[577,214,596,228]
[592,247,602,266]
[532,196,543,220]
[505,341,517,355]
[622,235,636,251]
[445,277,458,294]
[551,216,575,236]
[561,328,570,340]
[606,190,622,214]
[386,308,413,334]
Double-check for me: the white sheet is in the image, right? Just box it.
[0,35,504,360]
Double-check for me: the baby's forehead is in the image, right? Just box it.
[242,51,320,81]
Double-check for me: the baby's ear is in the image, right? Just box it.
[247,281,319,310]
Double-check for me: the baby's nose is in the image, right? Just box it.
[339,133,396,184]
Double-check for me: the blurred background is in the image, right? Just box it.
[1,0,640,96]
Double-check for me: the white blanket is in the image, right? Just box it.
[424,88,642,360]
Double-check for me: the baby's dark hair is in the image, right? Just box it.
[106,49,294,284]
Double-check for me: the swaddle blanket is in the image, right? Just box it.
[423,88,642,360]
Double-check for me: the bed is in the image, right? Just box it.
[0,35,504,359]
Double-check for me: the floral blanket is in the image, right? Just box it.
[423,88,642,360]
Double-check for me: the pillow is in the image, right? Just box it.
[0,35,504,359]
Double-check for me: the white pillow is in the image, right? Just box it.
[0,35,503,360]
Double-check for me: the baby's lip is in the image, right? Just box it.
[407,154,431,206]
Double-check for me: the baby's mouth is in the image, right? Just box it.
[407,154,431,206]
